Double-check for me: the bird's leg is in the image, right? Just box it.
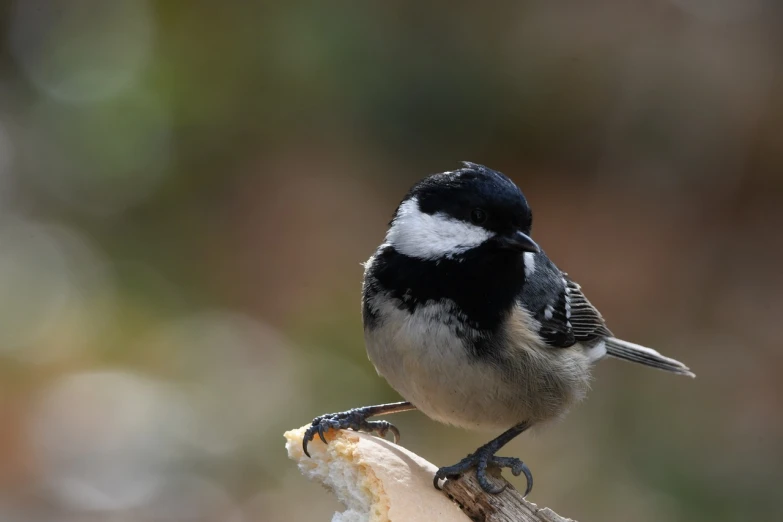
[302,401,416,457]
[433,422,533,496]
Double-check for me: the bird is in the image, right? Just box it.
[302,162,694,496]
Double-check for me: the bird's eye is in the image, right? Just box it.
[470,208,488,225]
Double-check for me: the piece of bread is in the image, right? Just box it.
[285,426,469,522]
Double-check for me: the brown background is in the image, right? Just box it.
[0,1,781,521]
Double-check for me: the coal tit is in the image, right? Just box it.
[303,162,694,496]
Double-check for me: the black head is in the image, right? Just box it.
[385,162,538,260]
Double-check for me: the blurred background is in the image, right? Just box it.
[0,1,781,521]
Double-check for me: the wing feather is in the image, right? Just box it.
[518,252,611,348]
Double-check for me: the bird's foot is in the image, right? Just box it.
[434,448,533,496]
[302,407,401,457]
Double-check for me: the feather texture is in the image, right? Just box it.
[519,252,611,349]
[605,337,695,377]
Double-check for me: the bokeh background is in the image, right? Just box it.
[0,1,781,521]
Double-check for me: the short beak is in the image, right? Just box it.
[498,231,540,253]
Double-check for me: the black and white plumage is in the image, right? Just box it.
[303,162,694,496]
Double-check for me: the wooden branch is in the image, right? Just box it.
[285,425,575,522]
[442,467,574,522]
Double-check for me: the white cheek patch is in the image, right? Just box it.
[385,198,492,260]
[523,252,536,277]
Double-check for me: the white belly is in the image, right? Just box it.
[365,298,592,432]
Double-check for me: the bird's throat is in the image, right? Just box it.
[366,245,526,332]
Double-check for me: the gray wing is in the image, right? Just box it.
[519,253,612,348]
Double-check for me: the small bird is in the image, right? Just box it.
[303,162,694,496]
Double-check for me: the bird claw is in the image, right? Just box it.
[492,456,534,495]
[302,408,401,457]
[434,452,533,497]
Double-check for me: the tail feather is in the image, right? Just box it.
[605,338,695,378]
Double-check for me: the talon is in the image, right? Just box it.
[491,456,533,496]
[303,424,318,458]
[521,466,533,497]
[301,407,406,457]
[435,450,534,495]
[476,463,505,494]
[389,424,400,444]
[373,420,401,444]
[475,471,497,493]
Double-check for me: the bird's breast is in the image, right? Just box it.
[365,296,509,431]
[363,293,588,431]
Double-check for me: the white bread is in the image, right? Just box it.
[285,426,469,522]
